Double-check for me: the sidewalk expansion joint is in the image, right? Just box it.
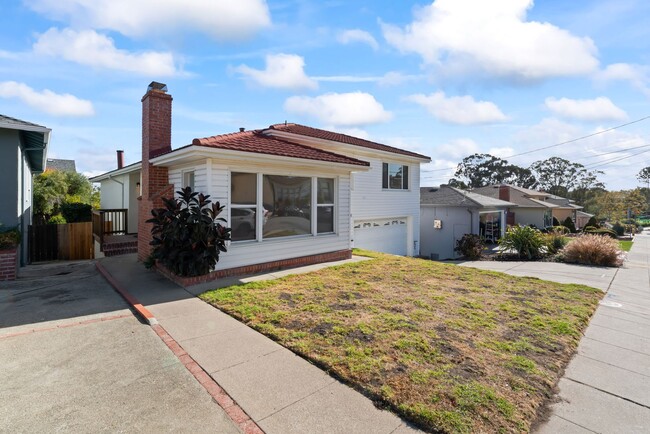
[566,377,650,410]
[257,378,337,423]
[0,313,132,339]
[552,415,599,434]
[589,322,650,340]
[209,348,284,375]
[576,353,650,378]
[583,336,650,358]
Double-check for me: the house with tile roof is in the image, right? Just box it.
[0,114,51,271]
[45,158,76,172]
[419,185,516,259]
[90,82,430,275]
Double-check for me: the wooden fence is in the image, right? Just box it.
[29,222,94,262]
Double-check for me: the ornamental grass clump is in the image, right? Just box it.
[147,187,231,277]
[562,234,624,267]
[544,228,570,255]
[498,225,546,260]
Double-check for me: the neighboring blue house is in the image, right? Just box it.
[0,115,51,265]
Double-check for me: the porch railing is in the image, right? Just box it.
[92,209,128,249]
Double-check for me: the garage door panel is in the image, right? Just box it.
[353,219,407,256]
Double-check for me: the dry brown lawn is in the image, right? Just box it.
[200,250,602,433]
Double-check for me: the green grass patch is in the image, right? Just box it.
[619,240,633,251]
[200,252,602,433]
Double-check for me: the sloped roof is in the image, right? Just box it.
[420,186,516,208]
[0,114,50,173]
[472,185,556,209]
[266,123,430,161]
[46,158,76,172]
[191,130,369,167]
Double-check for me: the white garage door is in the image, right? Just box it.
[353,218,408,256]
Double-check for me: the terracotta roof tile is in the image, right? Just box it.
[266,123,430,160]
[191,130,369,167]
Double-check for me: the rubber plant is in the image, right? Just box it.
[147,187,231,277]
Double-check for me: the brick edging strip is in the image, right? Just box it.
[95,262,157,325]
[95,261,264,434]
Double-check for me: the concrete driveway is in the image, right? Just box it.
[457,260,618,291]
[0,261,240,433]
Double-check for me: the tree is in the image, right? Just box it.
[637,167,650,189]
[33,169,94,221]
[448,154,536,189]
[529,157,604,198]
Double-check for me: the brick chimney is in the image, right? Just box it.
[138,81,174,262]
[499,184,510,202]
[116,150,124,169]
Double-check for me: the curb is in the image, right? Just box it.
[96,262,157,325]
[95,261,264,434]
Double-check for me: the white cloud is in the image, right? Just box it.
[337,29,379,51]
[312,71,423,86]
[26,0,271,41]
[284,92,392,126]
[0,81,94,117]
[595,63,650,97]
[488,147,515,158]
[437,138,479,159]
[544,96,627,122]
[407,91,508,125]
[381,0,598,81]
[34,28,179,76]
[234,54,317,90]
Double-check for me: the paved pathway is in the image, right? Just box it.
[0,261,240,433]
[100,254,420,434]
[461,234,650,433]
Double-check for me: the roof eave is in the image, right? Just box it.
[89,162,142,182]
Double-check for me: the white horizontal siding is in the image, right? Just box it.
[169,158,351,270]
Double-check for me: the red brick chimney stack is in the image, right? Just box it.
[116,150,124,169]
[499,184,510,202]
[138,81,174,262]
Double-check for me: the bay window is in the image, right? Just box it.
[230,172,336,242]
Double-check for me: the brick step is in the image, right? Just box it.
[102,241,138,257]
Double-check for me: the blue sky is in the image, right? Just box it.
[1,0,649,190]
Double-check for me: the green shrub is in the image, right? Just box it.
[0,226,21,249]
[48,214,67,224]
[551,225,570,235]
[584,227,617,238]
[586,216,599,228]
[61,202,92,223]
[498,225,546,260]
[562,216,577,233]
[552,216,560,227]
[454,234,485,260]
[147,187,231,277]
[544,228,569,254]
[563,234,623,267]
[611,221,625,236]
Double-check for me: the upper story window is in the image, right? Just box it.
[382,163,409,190]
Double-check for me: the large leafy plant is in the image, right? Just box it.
[147,187,231,277]
[498,225,546,260]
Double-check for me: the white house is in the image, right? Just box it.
[0,114,50,267]
[420,186,514,260]
[90,82,430,277]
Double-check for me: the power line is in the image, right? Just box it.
[421,115,650,172]
[584,148,650,170]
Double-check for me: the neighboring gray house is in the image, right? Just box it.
[0,115,51,265]
[472,184,557,229]
[420,186,515,260]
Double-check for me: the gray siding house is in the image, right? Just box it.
[0,115,50,265]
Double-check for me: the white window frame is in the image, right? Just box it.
[382,163,409,191]
[182,170,195,191]
[229,171,337,243]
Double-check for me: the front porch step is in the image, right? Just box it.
[102,240,138,257]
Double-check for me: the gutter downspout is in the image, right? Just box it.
[107,175,125,208]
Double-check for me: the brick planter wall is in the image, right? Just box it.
[156,249,352,288]
[0,247,18,281]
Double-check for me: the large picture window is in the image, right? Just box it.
[382,163,409,190]
[231,172,257,241]
[230,172,335,242]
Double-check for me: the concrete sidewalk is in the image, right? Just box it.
[100,254,420,434]
[461,235,650,433]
